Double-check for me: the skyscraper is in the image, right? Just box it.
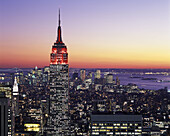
[0,92,8,136]
[95,70,101,79]
[0,85,12,136]
[12,77,19,136]
[12,77,19,112]
[106,74,113,84]
[48,10,69,135]
[80,69,86,81]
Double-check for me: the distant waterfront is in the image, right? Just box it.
[1,68,170,90]
[114,73,170,90]
[70,68,170,90]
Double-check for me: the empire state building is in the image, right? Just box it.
[48,10,69,135]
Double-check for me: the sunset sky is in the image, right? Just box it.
[0,0,170,68]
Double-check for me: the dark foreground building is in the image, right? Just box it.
[0,92,8,136]
[90,114,142,136]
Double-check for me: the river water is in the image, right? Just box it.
[114,73,170,90]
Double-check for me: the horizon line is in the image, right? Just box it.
[0,67,170,70]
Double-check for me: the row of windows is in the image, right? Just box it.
[92,123,141,126]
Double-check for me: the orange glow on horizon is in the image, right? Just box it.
[1,0,169,69]
[69,61,170,69]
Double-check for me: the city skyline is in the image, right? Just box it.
[1,0,170,68]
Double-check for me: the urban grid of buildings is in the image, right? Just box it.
[0,10,170,136]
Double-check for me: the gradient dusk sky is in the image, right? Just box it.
[0,0,170,68]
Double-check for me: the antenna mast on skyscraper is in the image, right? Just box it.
[59,9,61,26]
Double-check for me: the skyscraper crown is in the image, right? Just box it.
[13,77,19,95]
[50,9,68,65]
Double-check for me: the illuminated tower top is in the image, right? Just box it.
[56,9,63,44]
[50,9,68,64]
[13,77,19,95]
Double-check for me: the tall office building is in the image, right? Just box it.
[0,85,12,136]
[106,74,113,84]
[48,10,69,135]
[116,76,120,86]
[12,77,19,136]
[80,69,86,81]
[0,92,8,136]
[12,77,19,113]
[95,70,101,79]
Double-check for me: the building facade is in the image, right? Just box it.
[0,92,8,136]
[95,70,101,79]
[12,77,19,136]
[90,114,142,136]
[48,10,69,135]
[80,69,86,82]
[0,85,12,136]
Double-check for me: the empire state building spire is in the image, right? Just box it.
[50,9,68,65]
[56,9,63,44]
